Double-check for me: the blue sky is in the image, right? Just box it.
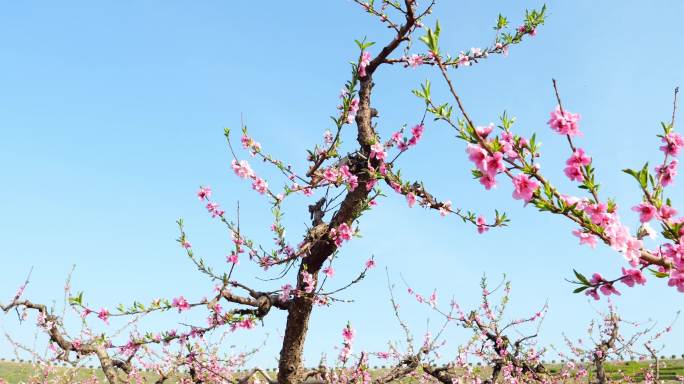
[2,1,684,368]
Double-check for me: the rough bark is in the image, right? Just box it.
[276,83,374,384]
[594,357,607,384]
[276,3,418,382]
[277,271,318,383]
[594,314,619,384]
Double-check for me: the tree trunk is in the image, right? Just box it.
[275,1,416,379]
[277,294,315,384]
[594,358,607,384]
[646,344,660,382]
[276,76,375,383]
[277,246,329,384]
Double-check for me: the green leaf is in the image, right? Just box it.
[496,14,508,30]
[419,21,441,54]
[573,286,589,294]
[649,268,670,278]
[68,292,84,306]
[639,163,649,189]
[573,269,590,285]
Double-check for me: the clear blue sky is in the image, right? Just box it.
[2,1,684,368]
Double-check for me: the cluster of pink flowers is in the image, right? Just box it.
[280,284,293,301]
[660,132,684,156]
[231,159,254,179]
[227,231,245,264]
[406,54,423,68]
[205,202,225,218]
[499,131,521,158]
[517,24,537,36]
[323,167,339,183]
[621,267,647,287]
[240,134,262,156]
[547,106,581,137]
[439,200,452,217]
[338,323,355,363]
[581,201,643,266]
[511,173,539,203]
[196,186,224,217]
[330,223,353,247]
[655,159,678,186]
[389,123,425,151]
[662,241,684,291]
[465,125,531,193]
[230,159,269,196]
[347,97,359,124]
[585,273,620,300]
[457,52,470,67]
[229,317,255,332]
[172,296,190,312]
[340,165,358,190]
[466,143,504,190]
[338,89,361,124]
[370,142,386,161]
[97,308,110,325]
[36,311,52,329]
[494,42,509,56]
[358,51,371,77]
[564,196,648,269]
[322,165,358,190]
[323,130,334,145]
[454,48,487,68]
[564,148,591,182]
[669,271,684,292]
[251,177,268,195]
[226,252,239,264]
[301,271,315,294]
[476,215,488,234]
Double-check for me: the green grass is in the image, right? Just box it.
[0,361,101,383]
[0,361,159,384]
[1,359,683,383]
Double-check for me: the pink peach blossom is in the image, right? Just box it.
[621,267,646,287]
[359,51,371,77]
[547,106,581,137]
[572,230,597,248]
[172,296,190,312]
[231,159,254,179]
[511,174,539,202]
[251,177,268,194]
[477,216,488,234]
[631,202,657,223]
[196,186,212,201]
[407,54,423,68]
[660,132,684,156]
[370,142,386,161]
[406,192,417,208]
